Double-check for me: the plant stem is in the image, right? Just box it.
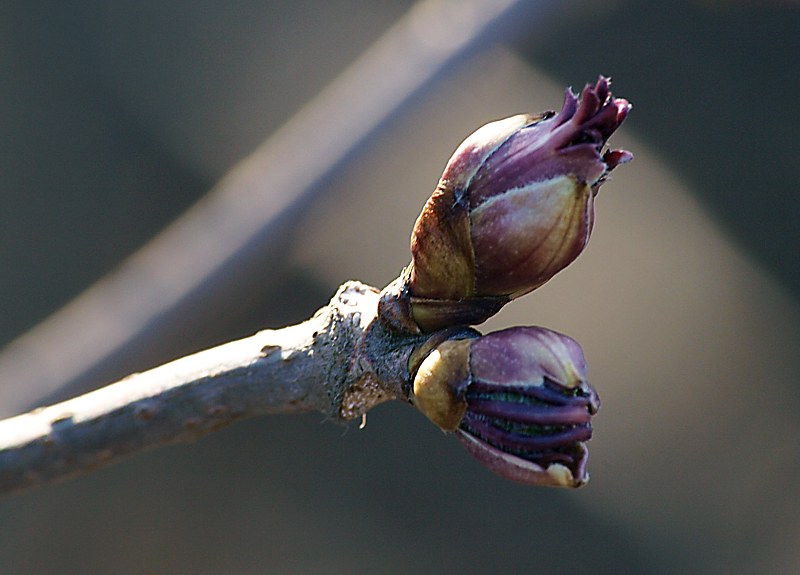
[0,282,421,497]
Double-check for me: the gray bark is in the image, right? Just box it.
[0,282,424,496]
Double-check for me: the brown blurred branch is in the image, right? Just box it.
[0,282,424,497]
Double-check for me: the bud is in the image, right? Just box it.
[404,76,631,332]
[412,327,599,487]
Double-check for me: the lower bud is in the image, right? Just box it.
[411,326,599,487]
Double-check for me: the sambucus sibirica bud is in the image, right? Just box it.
[411,327,599,487]
[381,76,631,333]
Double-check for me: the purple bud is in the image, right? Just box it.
[404,77,631,331]
[412,327,599,487]
[458,327,598,487]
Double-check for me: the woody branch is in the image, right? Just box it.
[0,282,424,496]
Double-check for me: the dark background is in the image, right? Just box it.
[2,1,799,573]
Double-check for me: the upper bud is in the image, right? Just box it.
[411,327,599,488]
[405,76,631,332]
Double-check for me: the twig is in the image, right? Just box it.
[0,282,424,497]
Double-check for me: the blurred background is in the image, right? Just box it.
[2,0,800,573]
